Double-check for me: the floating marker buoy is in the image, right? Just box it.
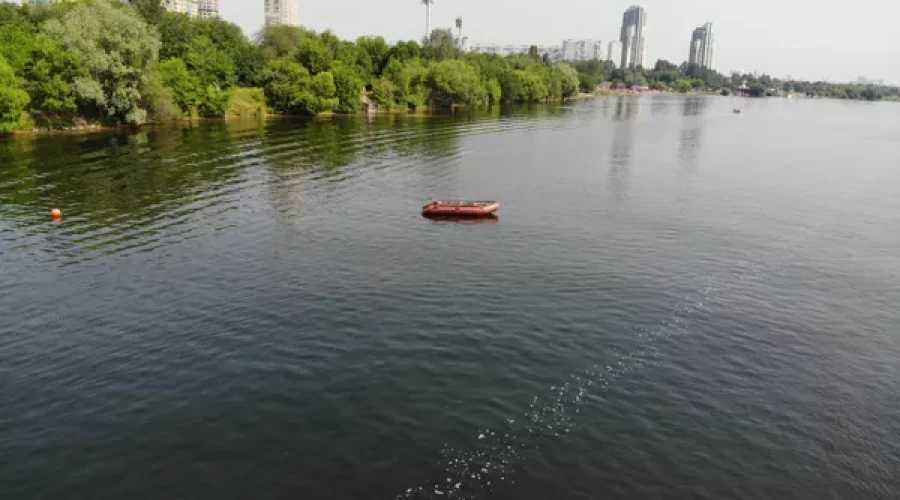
[50,208,62,219]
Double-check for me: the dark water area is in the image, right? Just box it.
[2,96,899,500]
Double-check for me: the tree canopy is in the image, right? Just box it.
[0,0,895,133]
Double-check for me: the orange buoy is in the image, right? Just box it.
[50,208,62,219]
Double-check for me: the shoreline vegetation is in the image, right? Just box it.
[1,1,898,136]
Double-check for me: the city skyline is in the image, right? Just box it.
[7,0,900,83]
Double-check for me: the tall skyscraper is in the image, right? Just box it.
[619,5,646,69]
[265,0,300,27]
[607,41,622,65]
[688,23,714,69]
[196,0,219,19]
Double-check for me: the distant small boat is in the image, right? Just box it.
[422,200,500,217]
[733,108,742,114]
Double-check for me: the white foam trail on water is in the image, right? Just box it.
[397,239,811,500]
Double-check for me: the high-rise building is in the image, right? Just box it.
[619,5,646,69]
[196,0,219,18]
[161,0,196,16]
[265,0,300,27]
[607,41,622,65]
[561,40,603,62]
[688,22,714,69]
[23,0,74,5]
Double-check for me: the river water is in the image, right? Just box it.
[2,96,899,500]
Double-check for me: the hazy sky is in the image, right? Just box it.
[222,0,899,83]
[12,0,900,82]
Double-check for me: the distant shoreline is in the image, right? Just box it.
[4,93,893,138]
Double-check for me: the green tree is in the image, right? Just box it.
[186,36,236,89]
[485,78,501,105]
[0,3,31,27]
[500,69,549,103]
[193,17,259,86]
[426,59,485,107]
[141,62,180,121]
[297,34,332,74]
[634,72,649,88]
[159,57,200,114]
[157,11,196,60]
[261,57,336,115]
[387,40,421,62]
[672,79,692,93]
[183,36,236,116]
[330,62,364,114]
[198,84,230,116]
[383,57,430,109]
[371,77,402,110]
[43,0,161,124]
[257,25,306,59]
[653,59,678,72]
[130,0,167,26]
[550,63,579,99]
[422,29,459,61]
[578,73,598,93]
[0,23,37,73]
[0,55,29,132]
[25,35,83,122]
[356,36,390,76]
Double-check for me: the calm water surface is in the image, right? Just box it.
[2,96,899,499]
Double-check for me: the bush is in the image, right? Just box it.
[261,57,336,115]
[672,79,692,93]
[330,62,364,114]
[427,60,486,107]
[578,73,598,93]
[0,55,29,132]
[500,69,548,103]
[226,87,266,117]
[142,64,181,121]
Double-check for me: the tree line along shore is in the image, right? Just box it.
[1,0,897,133]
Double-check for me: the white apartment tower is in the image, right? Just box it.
[561,40,604,61]
[161,0,196,16]
[196,0,219,19]
[265,0,300,27]
[688,23,714,69]
[607,41,622,65]
[619,5,647,69]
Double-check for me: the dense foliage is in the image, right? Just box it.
[0,0,896,133]
[571,57,900,101]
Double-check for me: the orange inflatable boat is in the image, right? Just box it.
[422,200,500,217]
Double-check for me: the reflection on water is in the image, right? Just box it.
[0,106,586,266]
[649,95,675,116]
[607,97,637,202]
[678,97,709,174]
[679,127,702,168]
[613,96,640,121]
[422,214,499,224]
[3,97,900,500]
[682,96,708,116]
